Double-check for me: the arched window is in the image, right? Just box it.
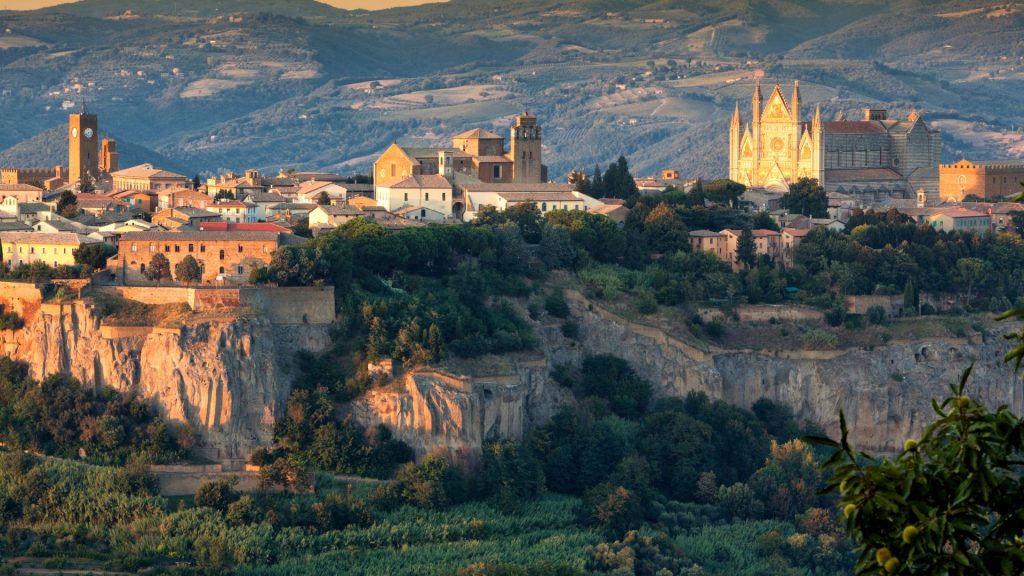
[219,266,225,274]
[188,244,194,253]
[541,202,547,212]
[420,209,426,218]
[219,249,225,260]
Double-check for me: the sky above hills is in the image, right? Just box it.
[2,0,445,9]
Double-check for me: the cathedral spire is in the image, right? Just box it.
[813,104,821,129]
[791,80,800,122]
[731,101,741,127]
[752,76,762,125]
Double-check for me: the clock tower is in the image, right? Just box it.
[69,107,99,186]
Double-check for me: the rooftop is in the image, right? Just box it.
[453,128,503,140]
[0,231,97,245]
[120,230,291,242]
[111,163,188,180]
[197,222,291,232]
[389,174,452,189]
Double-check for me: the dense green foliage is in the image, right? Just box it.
[0,358,186,465]
[73,242,116,271]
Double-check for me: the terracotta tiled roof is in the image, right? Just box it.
[463,183,574,193]
[0,231,98,245]
[0,183,43,192]
[453,128,502,140]
[823,121,885,134]
[932,207,988,219]
[389,175,452,189]
[197,222,291,232]
[783,227,811,237]
[121,230,289,242]
[689,229,725,237]
[210,200,255,209]
[497,192,581,202]
[111,164,187,180]
[474,155,513,163]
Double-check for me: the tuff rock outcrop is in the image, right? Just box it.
[0,300,330,460]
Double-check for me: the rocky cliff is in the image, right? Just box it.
[559,292,1024,452]
[0,300,330,460]
[354,292,1023,457]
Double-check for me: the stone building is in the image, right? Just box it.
[373,112,547,217]
[729,79,941,202]
[939,159,1024,202]
[69,110,99,185]
[0,232,99,268]
[109,230,301,284]
[111,164,190,191]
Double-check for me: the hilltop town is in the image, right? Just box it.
[1,60,1024,576]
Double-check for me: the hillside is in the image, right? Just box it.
[0,0,1022,178]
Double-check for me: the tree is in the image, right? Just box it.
[736,226,757,270]
[781,178,828,218]
[73,243,114,270]
[956,257,986,306]
[174,255,202,284]
[56,190,78,218]
[903,278,917,314]
[704,179,745,208]
[810,368,1024,575]
[79,172,95,194]
[213,189,235,202]
[540,223,576,269]
[642,202,689,254]
[145,253,171,282]
[194,479,238,512]
[316,190,331,205]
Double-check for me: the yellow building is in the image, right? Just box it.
[0,232,100,268]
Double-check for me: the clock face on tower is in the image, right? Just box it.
[71,127,78,139]
[84,128,94,139]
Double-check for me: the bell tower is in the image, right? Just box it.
[69,105,99,186]
[510,113,542,183]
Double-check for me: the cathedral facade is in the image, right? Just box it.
[729,79,941,202]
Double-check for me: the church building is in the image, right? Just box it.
[729,79,941,203]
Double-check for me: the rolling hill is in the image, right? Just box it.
[0,0,1022,180]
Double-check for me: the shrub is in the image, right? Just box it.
[801,329,838,350]
[635,291,658,315]
[825,306,846,327]
[194,479,239,512]
[0,311,23,330]
[704,320,725,339]
[544,293,570,318]
[920,303,936,315]
[561,320,580,340]
[866,305,887,325]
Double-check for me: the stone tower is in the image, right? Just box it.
[69,108,99,185]
[100,138,119,174]
[510,113,542,183]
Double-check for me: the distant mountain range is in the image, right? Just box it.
[0,0,1022,180]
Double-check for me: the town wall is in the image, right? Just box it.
[0,281,43,319]
[93,285,334,323]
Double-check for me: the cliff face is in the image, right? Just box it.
[354,292,1023,458]
[559,293,1023,452]
[0,301,330,460]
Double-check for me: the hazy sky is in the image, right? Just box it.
[1,0,446,10]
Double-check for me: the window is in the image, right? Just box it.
[131,243,138,253]
[164,245,170,253]
[29,247,33,254]
[219,266,225,274]
[219,249,225,260]
[174,244,180,253]
[188,244,194,253]
[200,244,206,253]
[238,245,243,253]
[442,192,446,201]
[425,193,430,201]
[493,165,501,179]
[150,243,156,252]
[140,263,146,274]
[41,247,45,254]
[541,202,547,211]
[262,245,268,253]
[404,193,408,202]
[391,163,396,177]
[237,265,244,274]
[421,209,426,218]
